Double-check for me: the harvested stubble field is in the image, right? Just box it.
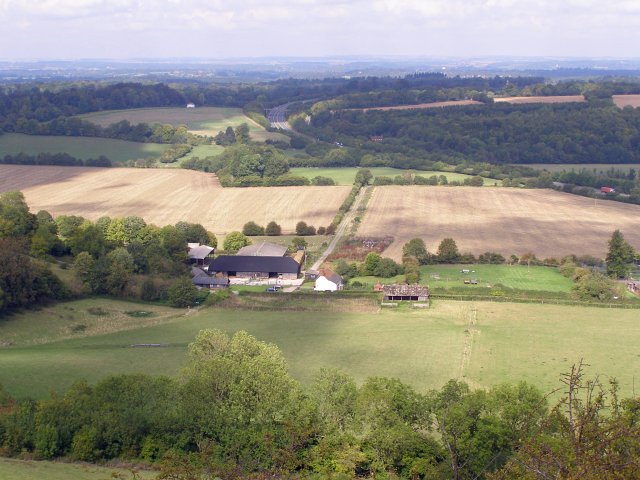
[0,165,350,234]
[493,95,585,104]
[359,186,640,260]
[613,94,640,108]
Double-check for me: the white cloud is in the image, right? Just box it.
[0,0,638,58]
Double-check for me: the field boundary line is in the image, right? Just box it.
[459,305,478,379]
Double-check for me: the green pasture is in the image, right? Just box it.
[290,167,499,185]
[0,133,169,163]
[0,458,155,480]
[525,163,640,174]
[350,264,573,293]
[1,297,639,400]
[78,107,284,143]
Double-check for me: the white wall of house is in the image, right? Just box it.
[314,276,340,292]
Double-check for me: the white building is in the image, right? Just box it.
[314,271,344,292]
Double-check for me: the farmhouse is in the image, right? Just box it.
[377,284,430,302]
[237,241,287,257]
[209,255,301,280]
[186,103,196,108]
[314,270,344,292]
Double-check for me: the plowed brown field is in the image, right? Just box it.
[0,165,350,234]
[359,186,640,260]
[613,95,640,108]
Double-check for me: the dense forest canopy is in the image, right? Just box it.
[296,102,640,165]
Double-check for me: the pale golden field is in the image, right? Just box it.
[494,95,585,104]
[359,186,640,260]
[362,100,481,111]
[613,94,640,108]
[0,165,350,234]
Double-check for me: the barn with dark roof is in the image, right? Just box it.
[208,255,301,280]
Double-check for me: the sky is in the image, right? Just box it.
[0,0,639,60]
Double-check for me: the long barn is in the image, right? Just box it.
[209,255,301,280]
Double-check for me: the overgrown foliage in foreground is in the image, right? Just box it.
[0,330,638,480]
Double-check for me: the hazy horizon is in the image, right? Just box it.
[1,1,639,60]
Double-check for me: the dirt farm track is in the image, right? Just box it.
[359,186,640,260]
[0,165,350,235]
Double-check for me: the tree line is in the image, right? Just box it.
[0,191,216,315]
[0,330,638,479]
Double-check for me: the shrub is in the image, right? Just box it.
[311,176,336,186]
[317,226,327,235]
[265,221,282,236]
[296,221,316,236]
[167,278,198,308]
[242,221,265,236]
[223,231,251,253]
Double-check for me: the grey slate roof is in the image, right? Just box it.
[209,255,300,274]
[382,284,430,297]
[237,241,287,257]
[192,274,228,286]
[188,245,214,260]
[320,269,343,285]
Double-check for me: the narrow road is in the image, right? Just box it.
[310,186,369,272]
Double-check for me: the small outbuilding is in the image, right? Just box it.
[186,103,196,108]
[380,284,429,302]
[188,244,215,266]
[314,271,344,292]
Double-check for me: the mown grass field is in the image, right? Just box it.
[78,106,285,142]
[0,133,169,163]
[1,298,639,400]
[350,264,574,292]
[0,458,155,480]
[289,167,498,186]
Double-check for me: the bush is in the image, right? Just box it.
[223,231,251,253]
[311,176,336,186]
[291,237,308,249]
[572,271,620,301]
[478,252,506,264]
[167,278,198,308]
[296,221,316,236]
[242,221,265,236]
[265,221,282,236]
[317,226,326,235]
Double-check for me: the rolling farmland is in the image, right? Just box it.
[78,106,287,142]
[0,133,169,162]
[0,165,350,234]
[359,186,640,260]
